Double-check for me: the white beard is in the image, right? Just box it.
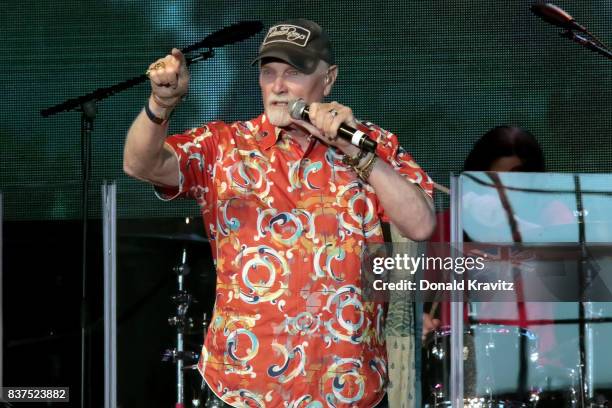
[266,105,291,127]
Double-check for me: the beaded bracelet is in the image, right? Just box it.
[341,149,367,167]
[152,93,178,109]
[354,154,378,181]
[145,95,179,125]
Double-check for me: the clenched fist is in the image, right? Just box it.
[146,48,190,108]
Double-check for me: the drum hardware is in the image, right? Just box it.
[423,325,539,408]
[160,245,213,408]
[195,311,210,405]
[424,325,612,408]
[121,227,214,406]
[164,247,199,408]
[168,314,194,330]
[162,349,199,365]
[533,366,579,407]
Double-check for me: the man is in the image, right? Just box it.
[124,19,435,408]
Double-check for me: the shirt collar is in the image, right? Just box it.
[253,113,283,151]
[251,113,324,153]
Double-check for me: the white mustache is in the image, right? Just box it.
[269,98,291,105]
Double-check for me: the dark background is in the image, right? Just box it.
[2,0,612,407]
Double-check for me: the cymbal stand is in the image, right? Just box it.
[162,248,195,408]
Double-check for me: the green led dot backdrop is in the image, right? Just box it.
[2,0,612,220]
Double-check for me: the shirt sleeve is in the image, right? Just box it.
[154,123,221,209]
[358,121,434,222]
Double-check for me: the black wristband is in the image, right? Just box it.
[144,100,166,125]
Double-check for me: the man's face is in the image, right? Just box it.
[259,60,329,127]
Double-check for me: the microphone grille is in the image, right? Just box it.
[288,99,306,120]
[531,3,575,29]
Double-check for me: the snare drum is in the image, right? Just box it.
[422,325,540,407]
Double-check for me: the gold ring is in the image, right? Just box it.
[145,61,166,77]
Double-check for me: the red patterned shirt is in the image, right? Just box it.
[158,114,433,407]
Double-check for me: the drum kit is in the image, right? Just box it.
[125,229,214,408]
[422,324,611,407]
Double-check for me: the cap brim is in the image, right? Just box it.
[250,45,319,74]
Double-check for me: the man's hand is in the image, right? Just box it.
[146,48,190,108]
[290,101,360,155]
[290,100,436,241]
[422,312,441,341]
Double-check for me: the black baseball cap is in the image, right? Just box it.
[251,19,334,74]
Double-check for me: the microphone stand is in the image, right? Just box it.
[40,49,214,118]
[42,50,216,408]
[80,100,96,408]
[38,20,263,407]
[40,20,263,117]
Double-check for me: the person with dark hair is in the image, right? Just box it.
[124,19,435,408]
[463,125,545,173]
[422,126,573,406]
[423,125,546,335]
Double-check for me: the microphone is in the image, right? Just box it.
[530,3,587,32]
[289,99,377,153]
[530,3,612,60]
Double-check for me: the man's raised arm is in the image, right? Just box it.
[123,48,190,187]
